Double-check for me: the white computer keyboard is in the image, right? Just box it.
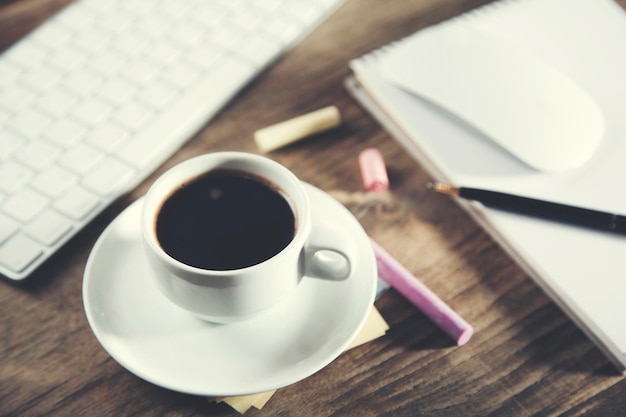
[0,0,343,281]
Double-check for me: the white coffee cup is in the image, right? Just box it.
[141,152,355,323]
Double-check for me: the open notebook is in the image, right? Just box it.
[346,0,626,371]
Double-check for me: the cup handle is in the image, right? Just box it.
[303,226,355,281]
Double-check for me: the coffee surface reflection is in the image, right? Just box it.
[156,169,296,270]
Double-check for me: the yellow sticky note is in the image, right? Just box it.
[216,306,388,413]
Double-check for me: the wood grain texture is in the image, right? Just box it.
[2,0,626,416]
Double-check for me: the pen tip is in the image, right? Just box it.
[427,182,459,196]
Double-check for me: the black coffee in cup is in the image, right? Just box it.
[155,169,296,270]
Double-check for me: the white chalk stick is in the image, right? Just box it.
[254,106,341,153]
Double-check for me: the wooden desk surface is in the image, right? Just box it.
[2,0,626,416]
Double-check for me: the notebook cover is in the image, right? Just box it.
[347,0,626,370]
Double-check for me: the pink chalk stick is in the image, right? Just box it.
[371,239,473,345]
[358,148,389,192]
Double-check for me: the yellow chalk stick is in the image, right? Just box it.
[254,106,341,153]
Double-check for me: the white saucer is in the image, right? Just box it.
[82,183,376,396]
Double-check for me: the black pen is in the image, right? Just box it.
[429,182,626,234]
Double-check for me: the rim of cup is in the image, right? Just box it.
[141,152,310,277]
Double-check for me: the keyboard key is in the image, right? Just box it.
[0,61,22,87]
[70,98,113,127]
[43,119,88,148]
[169,22,205,47]
[37,89,78,117]
[3,189,49,223]
[62,70,103,95]
[192,4,227,26]
[0,130,24,160]
[159,2,191,20]
[136,14,169,39]
[0,162,33,194]
[47,48,87,72]
[82,157,136,196]
[137,82,178,110]
[97,78,137,105]
[93,10,134,35]
[124,59,158,88]
[54,187,100,220]
[15,140,61,170]
[88,50,128,77]
[112,102,153,131]
[187,45,225,72]
[31,166,78,198]
[9,110,53,139]
[59,144,104,175]
[72,29,110,52]
[0,213,18,244]
[207,25,243,50]
[124,59,159,86]
[0,85,36,112]
[0,233,43,273]
[114,33,150,57]
[144,41,180,66]
[231,9,263,30]
[160,61,202,89]
[21,66,63,91]
[25,211,73,246]
[85,124,130,153]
